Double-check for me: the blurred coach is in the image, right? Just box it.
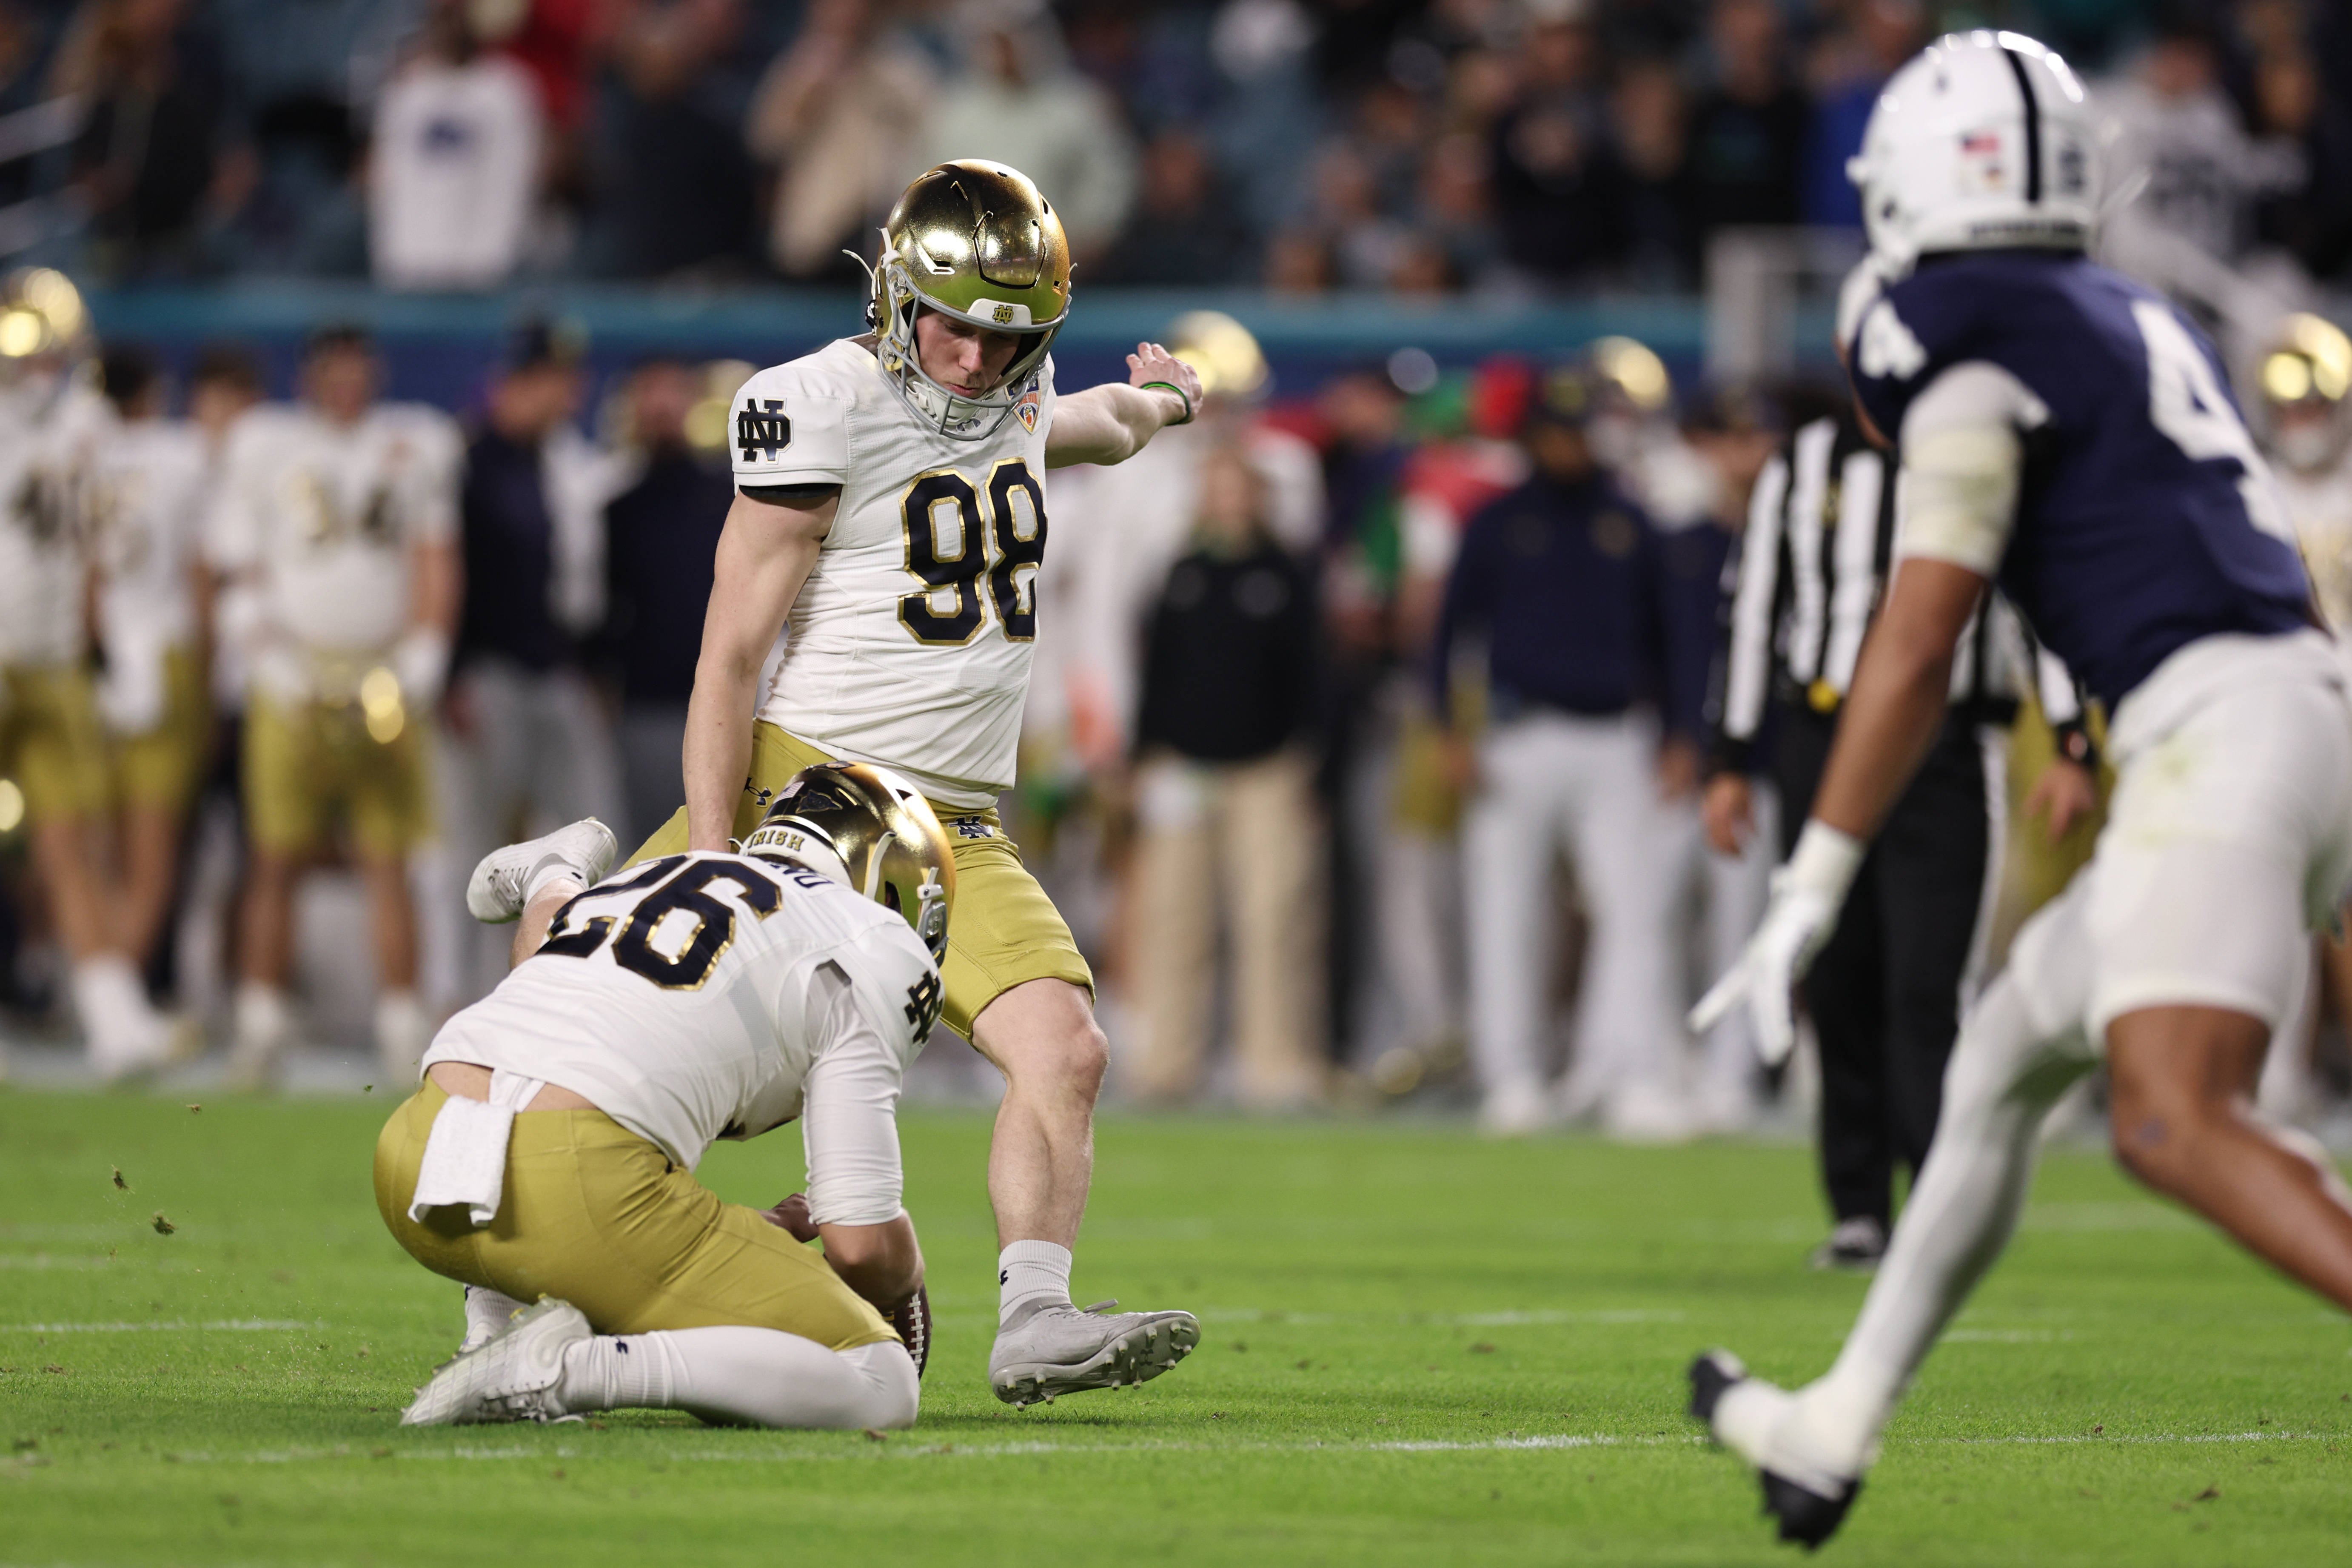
[1434,366,1711,1138]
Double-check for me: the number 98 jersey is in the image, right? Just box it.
[731,338,1056,811]
[1849,251,2311,710]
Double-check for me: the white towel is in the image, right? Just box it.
[408,1070,545,1226]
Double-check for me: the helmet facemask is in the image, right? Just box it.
[866,160,1070,442]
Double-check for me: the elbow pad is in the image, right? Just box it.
[1894,425,2022,576]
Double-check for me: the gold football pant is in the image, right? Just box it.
[373,1080,897,1354]
[627,720,1093,1039]
[112,644,211,814]
[0,663,110,824]
[244,689,432,858]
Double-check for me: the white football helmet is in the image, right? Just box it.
[1847,31,2100,276]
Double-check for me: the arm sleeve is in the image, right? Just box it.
[730,365,852,489]
[798,961,910,1229]
[1710,452,1789,772]
[401,411,463,545]
[1892,361,2050,576]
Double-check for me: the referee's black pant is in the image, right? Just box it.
[1773,703,1995,1230]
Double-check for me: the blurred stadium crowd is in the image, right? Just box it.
[0,0,2333,296]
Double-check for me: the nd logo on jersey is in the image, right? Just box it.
[738,399,792,462]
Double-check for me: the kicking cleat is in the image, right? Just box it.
[1688,1351,1862,1551]
[466,820,618,924]
[989,1300,1200,1408]
[402,1297,590,1426]
[1758,1469,1860,1551]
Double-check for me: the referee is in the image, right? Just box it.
[1702,403,2099,1269]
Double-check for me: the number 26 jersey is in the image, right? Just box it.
[424,851,941,1192]
[731,338,1056,810]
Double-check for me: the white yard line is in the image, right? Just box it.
[0,1319,316,1333]
[160,1427,2344,1468]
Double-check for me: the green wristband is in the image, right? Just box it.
[1142,380,1194,425]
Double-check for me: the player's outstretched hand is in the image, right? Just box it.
[1689,822,1861,1065]
[1126,341,1201,422]
[758,1193,820,1244]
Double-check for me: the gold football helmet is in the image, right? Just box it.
[0,267,88,394]
[742,762,956,962]
[2256,312,2352,473]
[869,159,1070,441]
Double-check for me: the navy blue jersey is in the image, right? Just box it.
[1850,251,2309,709]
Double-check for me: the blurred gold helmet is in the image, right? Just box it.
[742,762,955,963]
[0,267,88,385]
[1166,309,1267,403]
[2256,312,2352,473]
[869,160,1070,440]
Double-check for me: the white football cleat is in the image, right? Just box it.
[401,1297,590,1426]
[989,1300,1200,1408]
[465,819,619,925]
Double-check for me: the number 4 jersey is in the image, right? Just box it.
[1849,250,2311,710]
[730,337,1055,809]
[423,851,943,1222]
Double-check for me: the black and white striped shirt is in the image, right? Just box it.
[1708,412,2088,775]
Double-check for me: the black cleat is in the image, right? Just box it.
[1689,1350,1862,1551]
[1759,1469,1860,1551]
[1688,1349,1745,1424]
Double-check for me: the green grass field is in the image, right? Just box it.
[2,1087,2347,1566]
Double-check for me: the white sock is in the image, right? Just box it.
[234,981,289,1049]
[461,1285,526,1350]
[373,990,429,1082]
[556,1327,916,1429]
[1794,974,2090,1477]
[526,866,585,905]
[71,955,161,1065]
[998,1240,1073,1327]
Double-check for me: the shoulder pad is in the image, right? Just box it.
[730,362,850,485]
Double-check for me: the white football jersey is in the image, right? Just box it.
[89,412,210,655]
[424,850,942,1224]
[0,378,107,667]
[2282,460,2352,639]
[206,401,460,700]
[732,337,1057,809]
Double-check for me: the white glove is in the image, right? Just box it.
[391,628,451,708]
[1689,821,1865,1067]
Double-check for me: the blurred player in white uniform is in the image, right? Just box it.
[638,160,1203,1404]
[382,764,949,1429]
[86,346,213,992]
[207,326,460,1086]
[1688,34,2352,1546]
[0,270,174,1074]
[2255,312,2352,1116]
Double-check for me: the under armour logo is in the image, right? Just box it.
[737,399,791,462]
[747,780,774,809]
[948,816,994,840]
[1000,1270,1010,1285]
